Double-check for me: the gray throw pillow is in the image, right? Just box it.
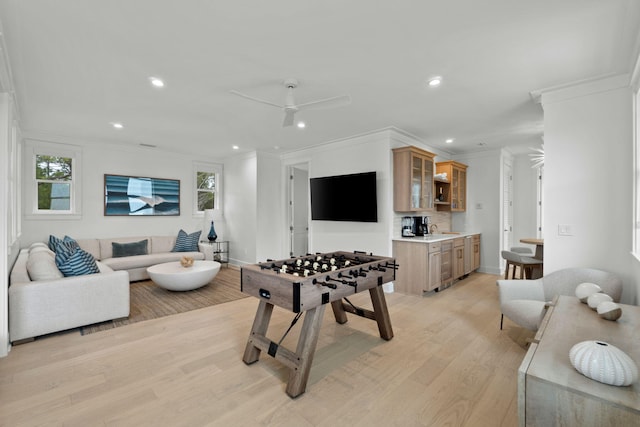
[112,239,149,258]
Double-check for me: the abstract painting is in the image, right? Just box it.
[104,174,180,216]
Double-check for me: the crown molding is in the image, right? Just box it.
[530,73,630,107]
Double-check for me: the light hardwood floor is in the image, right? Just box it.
[0,272,533,427]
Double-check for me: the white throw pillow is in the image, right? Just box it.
[27,250,64,281]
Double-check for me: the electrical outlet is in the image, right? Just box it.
[558,224,574,236]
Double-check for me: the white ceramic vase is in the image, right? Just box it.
[596,301,623,321]
[575,282,602,303]
[569,340,638,386]
[587,292,613,310]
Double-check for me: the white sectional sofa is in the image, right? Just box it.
[8,234,205,342]
[9,246,130,342]
[76,235,205,281]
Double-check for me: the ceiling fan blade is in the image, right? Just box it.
[229,90,283,109]
[283,109,295,127]
[295,94,351,110]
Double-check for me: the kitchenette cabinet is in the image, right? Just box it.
[472,234,480,271]
[393,146,436,212]
[392,233,480,296]
[435,161,467,212]
[440,240,453,287]
[453,237,465,280]
[427,242,442,291]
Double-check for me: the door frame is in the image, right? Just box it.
[286,162,310,257]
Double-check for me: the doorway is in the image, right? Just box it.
[288,163,309,256]
[502,160,514,254]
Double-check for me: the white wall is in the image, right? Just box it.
[0,93,11,356]
[224,152,257,265]
[452,149,503,275]
[20,134,223,247]
[283,129,398,257]
[542,75,636,304]
[255,152,284,262]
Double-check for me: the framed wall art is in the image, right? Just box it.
[104,174,180,216]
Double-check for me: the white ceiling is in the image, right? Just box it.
[0,1,639,159]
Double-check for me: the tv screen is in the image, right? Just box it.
[310,171,378,222]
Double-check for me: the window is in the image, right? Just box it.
[194,162,223,214]
[36,155,72,211]
[25,140,82,218]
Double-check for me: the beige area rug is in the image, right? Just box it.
[81,266,246,335]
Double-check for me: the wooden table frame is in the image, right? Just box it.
[242,285,393,398]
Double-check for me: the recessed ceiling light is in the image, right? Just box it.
[149,77,164,88]
[427,76,442,87]
[232,145,239,150]
[445,138,454,144]
[297,121,306,129]
[111,122,123,129]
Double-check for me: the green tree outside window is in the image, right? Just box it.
[196,171,216,211]
[36,155,72,210]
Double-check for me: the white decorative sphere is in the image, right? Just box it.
[596,301,623,321]
[587,292,613,310]
[569,340,638,386]
[575,282,602,303]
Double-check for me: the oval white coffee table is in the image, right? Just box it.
[147,260,221,291]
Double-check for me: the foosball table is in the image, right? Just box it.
[241,250,397,398]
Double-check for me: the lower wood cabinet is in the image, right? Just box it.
[453,238,465,280]
[440,240,453,287]
[392,234,480,296]
[427,242,441,292]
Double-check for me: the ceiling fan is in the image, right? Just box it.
[230,78,351,127]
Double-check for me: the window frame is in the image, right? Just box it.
[25,139,82,219]
[193,161,223,216]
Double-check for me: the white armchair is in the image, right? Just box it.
[497,268,623,331]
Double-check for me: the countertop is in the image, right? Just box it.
[392,232,480,243]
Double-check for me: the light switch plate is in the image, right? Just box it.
[558,224,574,236]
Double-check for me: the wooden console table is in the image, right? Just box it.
[518,296,639,426]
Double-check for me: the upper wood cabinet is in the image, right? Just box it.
[435,161,468,212]
[392,146,435,212]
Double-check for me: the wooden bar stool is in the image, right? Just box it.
[501,250,543,279]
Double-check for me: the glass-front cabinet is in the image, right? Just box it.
[393,146,435,212]
[435,161,468,212]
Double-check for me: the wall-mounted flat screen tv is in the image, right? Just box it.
[310,171,378,222]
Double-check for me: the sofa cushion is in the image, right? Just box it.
[102,251,204,271]
[151,236,176,254]
[56,246,101,277]
[171,229,201,252]
[112,239,148,258]
[26,250,64,281]
[99,236,150,260]
[49,235,80,265]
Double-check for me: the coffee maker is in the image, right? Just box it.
[412,216,427,236]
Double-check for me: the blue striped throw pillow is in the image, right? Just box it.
[171,229,201,252]
[56,246,100,277]
[49,235,80,265]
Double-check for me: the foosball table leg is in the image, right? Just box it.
[243,300,274,364]
[369,286,394,341]
[285,304,326,398]
[330,299,348,324]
